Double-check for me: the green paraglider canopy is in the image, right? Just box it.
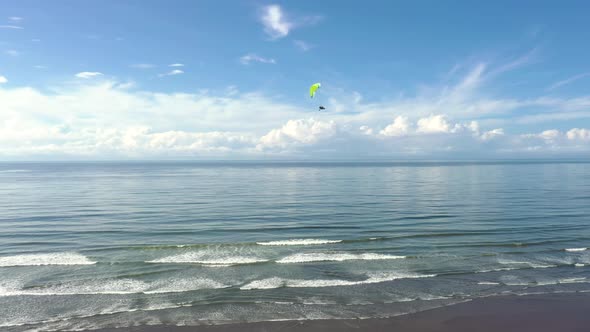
[309,83,321,98]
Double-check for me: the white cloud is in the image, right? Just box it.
[294,40,312,51]
[567,128,590,141]
[260,5,292,39]
[8,17,23,22]
[0,76,7,84]
[2,50,590,159]
[5,49,19,56]
[0,25,23,29]
[380,116,410,136]
[34,65,46,69]
[239,54,276,65]
[417,114,452,134]
[31,38,41,42]
[258,118,337,150]
[130,63,155,69]
[169,63,184,67]
[159,69,184,77]
[75,72,103,79]
[480,128,504,141]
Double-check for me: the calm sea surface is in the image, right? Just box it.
[0,162,589,331]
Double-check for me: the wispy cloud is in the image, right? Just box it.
[0,75,7,84]
[0,25,23,29]
[259,5,321,40]
[8,17,23,22]
[159,69,184,77]
[260,5,292,39]
[5,49,19,57]
[34,65,47,69]
[240,54,276,65]
[547,72,590,91]
[130,63,155,69]
[294,40,312,51]
[75,72,103,79]
[31,38,41,42]
[169,63,184,67]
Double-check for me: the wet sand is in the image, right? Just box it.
[95,292,590,332]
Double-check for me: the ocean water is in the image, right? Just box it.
[0,161,589,331]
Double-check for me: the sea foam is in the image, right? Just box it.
[277,252,405,263]
[0,277,227,297]
[256,239,342,246]
[565,248,588,252]
[240,272,435,290]
[0,252,95,267]
[147,252,268,266]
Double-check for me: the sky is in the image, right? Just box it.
[1,0,590,160]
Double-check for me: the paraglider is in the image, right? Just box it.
[309,82,325,111]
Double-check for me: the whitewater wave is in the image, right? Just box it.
[575,263,586,267]
[535,277,588,286]
[277,252,405,264]
[256,239,342,246]
[0,252,95,267]
[147,252,268,266]
[0,169,29,173]
[240,272,436,290]
[565,248,588,252]
[0,277,227,297]
[477,281,500,285]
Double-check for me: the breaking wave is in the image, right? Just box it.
[0,252,95,267]
[240,272,436,290]
[256,239,342,246]
[0,277,227,297]
[147,252,268,266]
[277,252,405,264]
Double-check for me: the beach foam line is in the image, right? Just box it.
[0,252,95,267]
[565,248,588,252]
[478,281,501,285]
[277,252,405,264]
[147,252,268,266]
[240,272,436,290]
[256,239,342,246]
[0,277,227,297]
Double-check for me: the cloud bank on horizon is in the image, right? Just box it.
[1,2,589,160]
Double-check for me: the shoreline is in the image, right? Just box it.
[93,292,590,332]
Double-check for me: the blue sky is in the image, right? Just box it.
[1,1,590,159]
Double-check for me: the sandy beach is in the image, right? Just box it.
[94,292,590,332]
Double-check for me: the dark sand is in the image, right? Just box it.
[95,292,590,332]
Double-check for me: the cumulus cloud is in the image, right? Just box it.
[258,118,337,150]
[239,54,276,65]
[169,63,184,67]
[567,128,590,141]
[0,76,6,84]
[75,72,103,79]
[380,116,410,136]
[2,49,590,159]
[417,115,452,134]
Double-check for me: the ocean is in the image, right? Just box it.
[0,161,589,331]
